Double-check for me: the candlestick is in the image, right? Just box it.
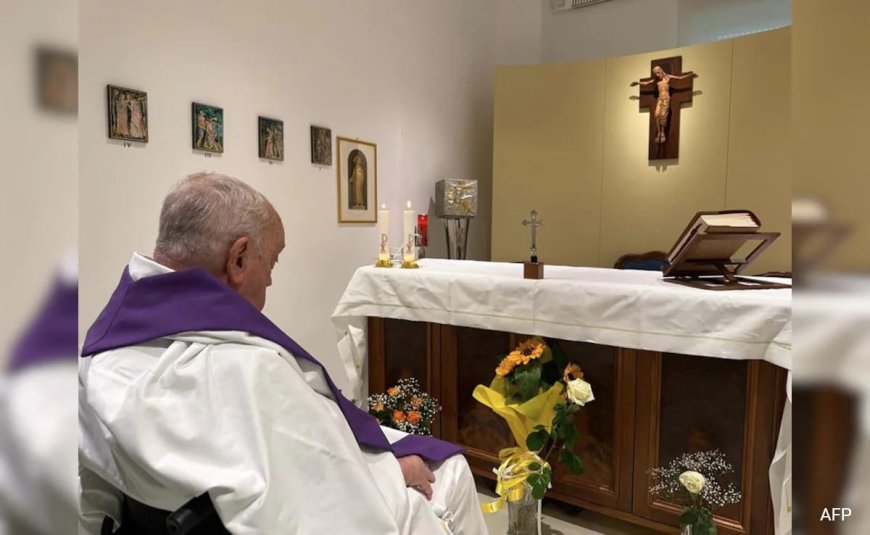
[402,201,419,268]
[375,204,391,267]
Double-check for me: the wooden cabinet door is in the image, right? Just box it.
[547,343,637,513]
[368,318,443,437]
[633,352,786,535]
[440,325,516,478]
[440,328,636,513]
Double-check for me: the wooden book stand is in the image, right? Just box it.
[663,211,791,291]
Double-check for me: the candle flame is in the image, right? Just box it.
[406,201,411,209]
[381,203,386,210]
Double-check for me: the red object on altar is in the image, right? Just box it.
[417,214,428,246]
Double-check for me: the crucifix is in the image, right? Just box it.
[522,209,543,263]
[631,56,697,160]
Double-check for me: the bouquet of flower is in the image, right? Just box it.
[367,377,441,436]
[473,336,594,509]
[649,450,742,535]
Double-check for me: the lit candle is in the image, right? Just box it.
[377,204,390,263]
[403,201,416,263]
[417,214,428,247]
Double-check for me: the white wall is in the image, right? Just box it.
[79,0,540,390]
[539,0,790,63]
[0,0,78,363]
[678,0,791,45]
[540,0,680,63]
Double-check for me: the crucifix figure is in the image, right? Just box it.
[522,210,543,263]
[631,56,697,160]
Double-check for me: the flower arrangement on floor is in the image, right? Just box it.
[649,450,742,535]
[367,377,441,436]
[473,336,594,517]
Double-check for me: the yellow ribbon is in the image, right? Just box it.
[480,447,549,514]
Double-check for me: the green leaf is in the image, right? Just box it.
[511,360,543,402]
[563,426,579,450]
[533,424,546,431]
[530,479,547,500]
[559,449,584,474]
[527,473,541,487]
[680,508,698,526]
[528,462,541,472]
[526,428,549,451]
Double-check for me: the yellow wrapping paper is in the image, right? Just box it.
[472,379,565,447]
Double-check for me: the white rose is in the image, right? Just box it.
[566,379,595,406]
[679,471,706,494]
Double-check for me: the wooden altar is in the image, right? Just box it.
[332,260,790,534]
[367,318,787,535]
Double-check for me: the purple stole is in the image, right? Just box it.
[81,267,461,463]
[9,277,77,373]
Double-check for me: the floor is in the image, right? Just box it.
[477,483,660,535]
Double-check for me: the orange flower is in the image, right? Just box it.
[411,397,424,408]
[563,362,584,383]
[407,411,422,424]
[392,410,406,423]
[514,337,546,365]
[387,387,401,397]
[372,401,385,412]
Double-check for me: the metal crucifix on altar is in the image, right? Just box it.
[521,209,544,279]
[522,209,543,263]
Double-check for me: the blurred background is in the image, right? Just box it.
[0,0,868,533]
[792,1,870,534]
[0,0,78,533]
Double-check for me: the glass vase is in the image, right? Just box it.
[507,483,541,535]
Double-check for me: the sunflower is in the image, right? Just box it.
[563,362,584,383]
[509,336,547,365]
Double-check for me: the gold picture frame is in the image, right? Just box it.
[336,137,377,224]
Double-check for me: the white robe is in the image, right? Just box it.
[79,253,486,535]
[0,361,77,535]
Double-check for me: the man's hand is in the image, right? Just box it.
[397,455,436,500]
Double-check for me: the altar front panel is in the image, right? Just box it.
[368,318,785,535]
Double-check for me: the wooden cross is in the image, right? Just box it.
[633,56,696,160]
[522,210,543,263]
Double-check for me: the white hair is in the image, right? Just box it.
[154,172,276,271]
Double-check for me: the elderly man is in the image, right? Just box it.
[79,173,487,534]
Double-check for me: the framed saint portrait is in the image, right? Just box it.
[107,85,148,142]
[336,137,377,224]
[258,117,284,161]
[192,102,224,153]
[310,125,332,165]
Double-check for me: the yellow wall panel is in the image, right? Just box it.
[726,28,791,274]
[599,40,734,268]
[492,30,792,273]
[491,62,606,266]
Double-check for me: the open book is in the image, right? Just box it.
[666,211,759,265]
[663,210,787,290]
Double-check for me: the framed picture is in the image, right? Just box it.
[310,125,332,165]
[258,117,284,161]
[336,137,377,224]
[37,47,77,114]
[107,85,148,142]
[192,102,223,153]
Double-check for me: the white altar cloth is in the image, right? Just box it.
[332,259,792,372]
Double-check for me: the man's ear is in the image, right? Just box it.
[225,236,250,288]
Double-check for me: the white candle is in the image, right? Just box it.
[377,204,390,262]
[403,200,416,263]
